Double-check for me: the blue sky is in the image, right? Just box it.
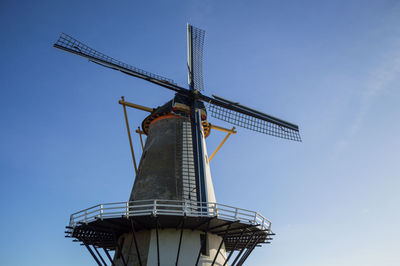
[1,0,400,265]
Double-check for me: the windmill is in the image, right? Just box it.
[55,24,301,266]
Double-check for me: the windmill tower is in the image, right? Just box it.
[55,24,301,266]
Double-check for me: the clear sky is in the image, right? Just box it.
[1,0,400,265]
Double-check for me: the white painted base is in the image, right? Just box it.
[115,229,227,266]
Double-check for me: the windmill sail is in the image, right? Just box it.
[187,25,205,91]
[206,95,301,141]
[53,33,185,93]
[187,24,208,204]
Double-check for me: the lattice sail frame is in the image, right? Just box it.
[54,33,176,84]
[190,26,205,91]
[208,103,302,141]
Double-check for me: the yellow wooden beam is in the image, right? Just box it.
[121,96,138,175]
[119,99,154,113]
[210,124,237,134]
[136,127,145,151]
[208,127,236,162]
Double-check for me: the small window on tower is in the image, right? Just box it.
[200,233,209,256]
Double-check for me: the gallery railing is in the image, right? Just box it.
[70,199,271,231]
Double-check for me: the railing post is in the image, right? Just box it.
[235,208,238,220]
[184,200,187,215]
[70,215,74,227]
[84,210,87,224]
[126,202,129,218]
[214,203,218,217]
[153,200,157,216]
[262,217,265,230]
[253,212,258,224]
[100,204,103,220]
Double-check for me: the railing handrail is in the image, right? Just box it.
[69,199,272,231]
